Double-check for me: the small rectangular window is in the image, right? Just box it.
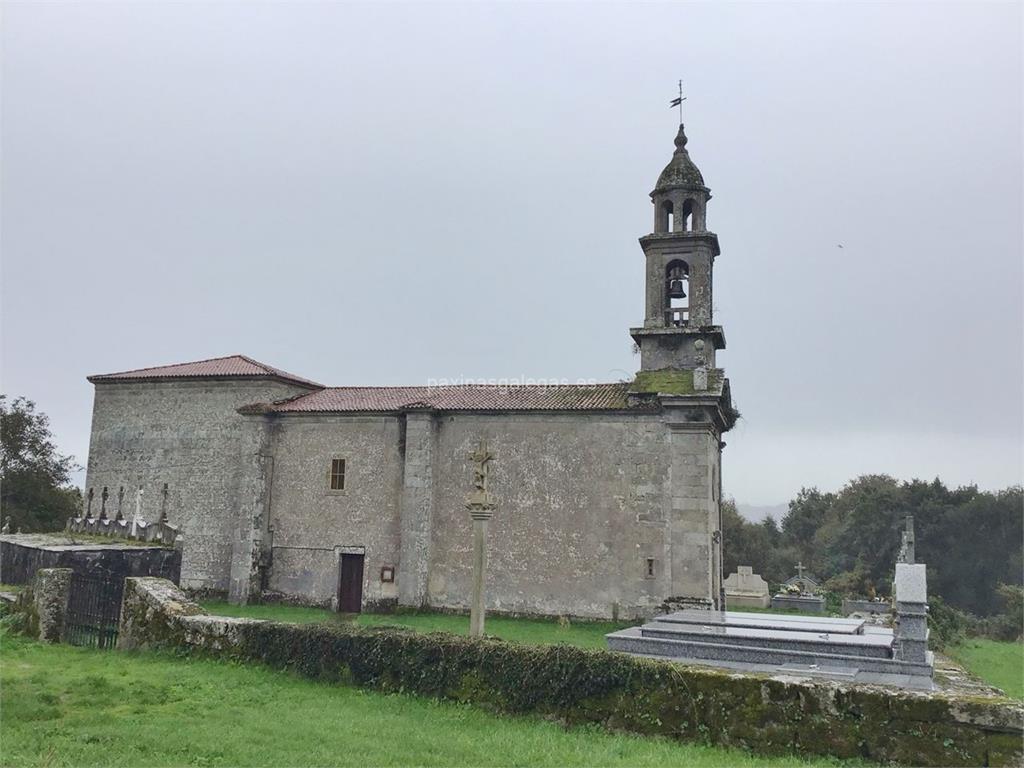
[645,558,656,578]
[329,459,346,490]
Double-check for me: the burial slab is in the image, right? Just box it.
[609,542,936,689]
[723,566,770,608]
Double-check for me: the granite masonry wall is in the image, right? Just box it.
[262,414,404,609]
[85,379,311,592]
[261,410,723,620]
[86,380,725,618]
[428,412,676,619]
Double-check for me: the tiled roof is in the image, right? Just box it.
[260,383,638,413]
[88,355,323,389]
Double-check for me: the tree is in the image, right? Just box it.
[760,475,1024,615]
[0,396,81,532]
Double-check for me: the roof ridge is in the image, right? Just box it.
[89,353,323,389]
[316,382,628,391]
[91,353,248,378]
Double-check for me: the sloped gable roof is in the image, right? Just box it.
[88,355,322,389]
[257,383,639,413]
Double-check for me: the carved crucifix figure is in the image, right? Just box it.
[468,441,495,495]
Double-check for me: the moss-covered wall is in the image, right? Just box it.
[120,578,1023,767]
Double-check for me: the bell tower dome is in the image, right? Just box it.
[631,123,725,371]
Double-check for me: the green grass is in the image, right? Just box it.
[0,632,859,767]
[200,601,628,649]
[948,638,1024,699]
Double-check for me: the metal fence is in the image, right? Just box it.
[64,572,124,649]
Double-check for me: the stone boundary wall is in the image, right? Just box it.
[0,538,181,586]
[115,577,1024,767]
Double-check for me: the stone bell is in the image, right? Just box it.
[668,278,686,299]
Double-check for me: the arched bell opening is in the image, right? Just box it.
[658,199,674,234]
[681,198,695,232]
[665,260,689,327]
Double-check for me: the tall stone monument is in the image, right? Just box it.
[466,441,497,637]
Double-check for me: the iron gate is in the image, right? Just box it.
[64,572,124,649]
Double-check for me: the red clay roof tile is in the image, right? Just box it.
[264,383,637,413]
[87,355,322,389]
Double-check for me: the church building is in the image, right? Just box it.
[83,123,738,619]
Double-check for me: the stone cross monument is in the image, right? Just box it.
[898,515,915,564]
[466,440,497,637]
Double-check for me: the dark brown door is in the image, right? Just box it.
[338,554,364,613]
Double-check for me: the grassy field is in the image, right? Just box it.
[200,600,627,649]
[948,638,1024,699]
[0,632,861,768]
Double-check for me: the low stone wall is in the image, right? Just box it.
[117,577,1024,767]
[0,535,181,586]
[843,599,892,615]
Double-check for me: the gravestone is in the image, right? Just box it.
[772,561,825,613]
[723,565,771,608]
[893,562,929,663]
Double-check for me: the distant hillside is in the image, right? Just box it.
[736,503,787,524]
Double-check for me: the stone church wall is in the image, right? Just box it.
[253,409,722,619]
[84,379,310,593]
[263,415,404,608]
[427,412,674,620]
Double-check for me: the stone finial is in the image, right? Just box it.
[99,486,109,521]
[674,122,688,151]
[116,486,125,521]
[85,487,94,519]
[1,517,9,534]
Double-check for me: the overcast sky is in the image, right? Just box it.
[2,1,1021,506]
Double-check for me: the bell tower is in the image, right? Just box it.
[630,123,725,371]
[628,120,738,613]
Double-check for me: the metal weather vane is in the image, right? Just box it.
[669,79,686,123]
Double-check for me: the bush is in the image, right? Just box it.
[928,595,970,651]
[214,619,1024,767]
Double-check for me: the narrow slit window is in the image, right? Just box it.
[645,558,656,578]
[330,459,346,490]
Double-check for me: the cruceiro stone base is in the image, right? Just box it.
[607,610,934,689]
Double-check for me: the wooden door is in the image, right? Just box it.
[338,554,364,613]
